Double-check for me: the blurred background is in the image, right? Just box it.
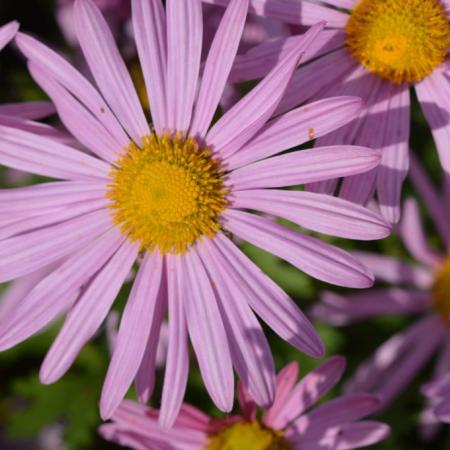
[0,0,448,448]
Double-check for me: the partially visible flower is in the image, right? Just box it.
[100,357,390,450]
[312,153,450,438]
[0,0,389,428]
[210,0,450,224]
[422,373,450,425]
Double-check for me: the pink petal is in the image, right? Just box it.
[131,0,167,134]
[0,101,55,120]
[40,240,138,384]
[229,30,345,83]
[184,249,234,412]
[237,383,257,421]
[232,189,391,240]
[268,357,346,430]
[351,251,433,289]
[190,0,249,137]
[206,23,325,160]
[226,96,364,170]
[0,21,18,50]
[214,233,324,357]
[201,0,349,27]
[398,197,444,268]
[409,152,450,246]
[197,238,276,408]
[263,362,299,428]
[0,228,125,351]
[377,84,410,223]
[159,255,189,429]
[228,146,381,190]
[0,124,111,180]
[416,68,450,176]
[29,62,123,164]
[166,0,203,132]
[74,0,149,143]
[101,252,164,419]
[224,209,374,288]
[0,209,112,283]
[324,0,357,8]
[333,421,391,450]
[15,32,130,148]
[312,289,432,326]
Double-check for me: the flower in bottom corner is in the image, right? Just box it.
[100,357,390,450]
[0,0,390,428]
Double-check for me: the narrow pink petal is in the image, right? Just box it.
[226,96,364,169]
[40,240,138,384]
[135,276,167,404]
[197,238,276,408]
[351,251,433,289]
[214,233,324,357]
[74,0,149,143]
[224,209,374,288]
[435,402,450,424]
[0,209,112,283]
[237,383,257,421]
[263,362,299,428]
[324,0,357,8]
[312,289,432,326]
[229,30,345,83]
[0,101,55,120]
[207,23,324,159]
[232,189,391,240]
[29,62,123,164]
[0,199,108,242]
[159,255,189,430]
[184,249,234,412]
[416,68,450,175]
[377,84,410,223]
[409,152,450,246]
[345,315,446,409]
[101,252,164,419]
[0,124,111,180]
[0,21,18,51]
[0,228,125,351]
[201,0,349,27]
[275,49,357,116]
[293,393,381,437]
[399,198,444,268]
[166,0,203,132]
[332,421,391,450]
[228,146,381,190]
[268,357,346,430]
[190,0,249,137]
[15,32,130,148]
[0,181,107,214]
[131,0,167,134]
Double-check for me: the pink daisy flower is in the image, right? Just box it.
[0,0,389,427]
[100,357,390,450]
[312,154,450,437]
[207,0,450,223]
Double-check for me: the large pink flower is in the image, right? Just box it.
[0,0,389,427]
[313,154,450,438]
[100,358,390,450]
[207,0,450,224]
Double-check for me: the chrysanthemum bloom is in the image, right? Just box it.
[0,0,389,427]
[206,0,450,223]
[422,373,450,425]
[312,154,450,437]
[100,357,390,450]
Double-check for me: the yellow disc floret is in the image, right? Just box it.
[107,133,227,254]
[433,257,450,321]
[345,0,450,84]
[206,421,291,450]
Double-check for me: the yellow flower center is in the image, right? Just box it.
[433,257,450,321]
[345,0,450,84]
[107,133,227,254]
[206,421,290,450]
